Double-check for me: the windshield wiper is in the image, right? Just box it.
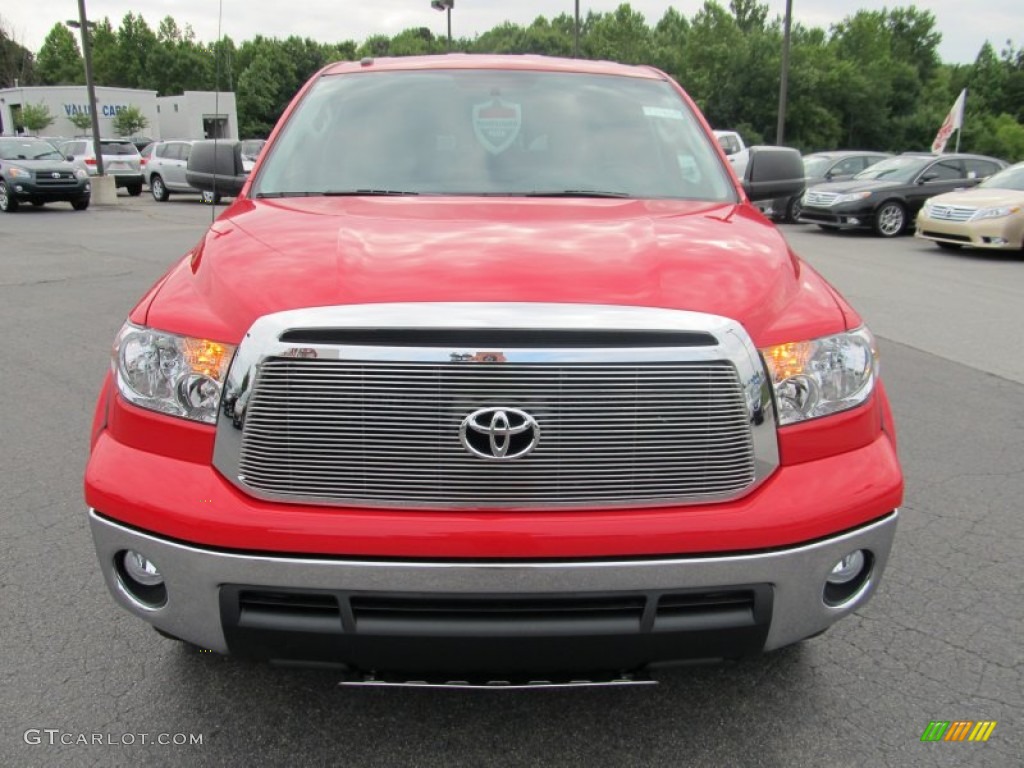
[253,192,318,198]
[253,190,420,198]
[525,189,631,198]
[322,189,420,196]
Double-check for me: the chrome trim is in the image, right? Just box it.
[459,407,540,460]
[88,509,899,656]
[925,204,976,223]
[213,303,778,509]
[339,676,658,689]
[804,190,840,207]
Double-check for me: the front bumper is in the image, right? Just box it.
[799,203,874,229]
[9,178,89,201]
[90,509,898,673]
[916,215,1024,250]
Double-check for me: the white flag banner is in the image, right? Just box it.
[931,89,966,153]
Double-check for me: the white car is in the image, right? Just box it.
[713,130,750,177]
[59,138,143,195]
[144,140,200,202]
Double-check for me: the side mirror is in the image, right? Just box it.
[66,155,75,162]
[919,172,939,183]
[742,146,805,202]
[185,140,247,199]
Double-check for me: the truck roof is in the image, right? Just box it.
[321,54,666,80]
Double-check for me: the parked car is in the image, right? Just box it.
[771,151,892,222]
[138,142,155,178]
[713,129,750,177]
[86,55,901,682]
[240,139,266,172]
[125,136,154,153]
[145,139,201,201]
[798,153,1007,237]
[915,161,1024,251]
[0,136,91,212]
[185,140,248,204]
[59,138,144,195]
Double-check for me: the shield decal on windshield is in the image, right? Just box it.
[472,99,522,155]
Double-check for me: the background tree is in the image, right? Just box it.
[23,6,1024,160]
[20,102,55,134]
[68,110,93,133]
[36,24,83,84]
[0,15,37,88]
[112,105,148,137]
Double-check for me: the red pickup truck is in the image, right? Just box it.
[85,55,902,684]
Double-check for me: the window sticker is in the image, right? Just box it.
[472,98,522,154]
[642,106,685,120]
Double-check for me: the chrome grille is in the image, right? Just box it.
[804,190,840,207]
[237,359,756,508]
[926,204,975,222]
[36,170,78,187]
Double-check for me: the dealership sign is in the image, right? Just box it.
[63,103,133,118]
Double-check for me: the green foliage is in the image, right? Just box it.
[0,17,37,88]
[37,24,83,84]
[68,111,93,132]
[20,102,55,133]
[26,7,1023,158]
[112,105,148,137]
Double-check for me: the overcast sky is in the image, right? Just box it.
[3,1,1018,64]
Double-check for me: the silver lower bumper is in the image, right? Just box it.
[89,509,898,656]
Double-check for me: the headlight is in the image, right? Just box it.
[761,327,877,426]
[75,168,88,179]
[970,205,1019,221]
[8,167,31,178]
[831,191,871,205]
[113,323,235,424]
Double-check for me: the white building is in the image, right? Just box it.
[0,85,237,141]
[157,91,238,140]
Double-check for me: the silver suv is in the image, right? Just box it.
[145,140,199,201]
[59,139,144,196]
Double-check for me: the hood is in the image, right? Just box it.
[807,179,902,195]
[3,156,79,174]
[143,196,848,347]
[925,187,1024,208]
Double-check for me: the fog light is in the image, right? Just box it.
[122,550,163,586]
[827,550,866,585]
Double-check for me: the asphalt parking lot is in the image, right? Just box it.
[1,195,1021,767]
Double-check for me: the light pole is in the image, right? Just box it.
[430,0,453,49]
[574,1,580,58]
[776,0,793,145]
[67,1,104,176]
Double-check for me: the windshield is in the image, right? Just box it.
[853,156,929,183]
[254,69,734,201]
[0,140,63,161]
[979,164,1024,191]
[802,156,834,177]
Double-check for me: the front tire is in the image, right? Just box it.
[0,180,18,212]
[71,196,90,211]
[150,175,169,202]
[785,196,803,223]
[874,201,906,237]
[127,184,143,197]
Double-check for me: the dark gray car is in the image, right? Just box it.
[0,137,91,212]
[772,151,891,222]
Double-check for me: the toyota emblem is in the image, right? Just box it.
[52,172,61,179]
[459,407,540,460]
